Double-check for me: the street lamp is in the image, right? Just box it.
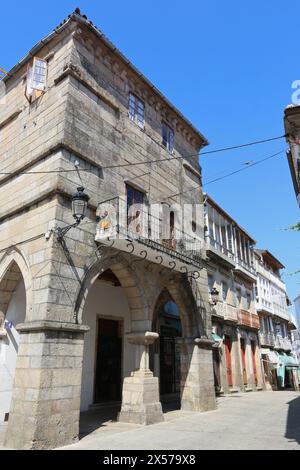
[55,187,90,240]
[210,287,219,305]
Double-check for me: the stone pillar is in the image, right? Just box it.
[180,337,217,412]
[4,321,89,450]
[118,331,164,425]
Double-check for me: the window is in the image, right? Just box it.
[129,93,145,127]
[162,122,174,152]
[236,287,242,307]
[25,57,47,102]
[246,292,251,310]
[208,275,214,293]
[221,281,228,302]
[126,184,145,234]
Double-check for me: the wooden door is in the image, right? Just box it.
[251,340,258,385]
[224,335,233,387]
[240,338,247,385]
[94,319,122,403]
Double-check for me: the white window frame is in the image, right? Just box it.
[162,122,174,153]
[25,57,47,102]
[128,93,145,128]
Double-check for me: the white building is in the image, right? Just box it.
[294,295,300,329]
[255,250,298,390]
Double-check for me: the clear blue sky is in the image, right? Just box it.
[1,1,299,301]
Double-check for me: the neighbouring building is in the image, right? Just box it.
[204,195,264,395]
[294,294,300,329]
[255,250,299,391]
[0,9,217,449]
[284,105,300,208]
[292,296,300,381]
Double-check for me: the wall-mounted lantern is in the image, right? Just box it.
[55,187,90,241]
[210,287,219,305]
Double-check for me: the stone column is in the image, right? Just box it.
[180,337,217,412]
[4,321,89,450]
[118,331,164,425]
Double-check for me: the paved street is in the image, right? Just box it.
[54,391,300,450]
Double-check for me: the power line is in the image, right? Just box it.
[153,148,285,203]
[203,148,285,187]
[0,134,286,176]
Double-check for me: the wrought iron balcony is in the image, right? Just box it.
[238,309,260,329]
[95,197,203,273]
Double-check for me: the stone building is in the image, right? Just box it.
[255,250,299,390]
[284,105,300,208]
[204,195,264,395]
[0,10,216,449]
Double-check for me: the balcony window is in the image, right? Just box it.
[208,275,214,293]
[162,122,174,152]
[246,292,251,310]
[126,184,145,235]
[222,281,228,302]
[236,288,242,307]
[129,93,145,128]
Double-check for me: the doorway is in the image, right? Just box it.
[250,340,258,386]
[152,294,182,405]
[224,335,233,387]
[240,338,247,385]
[94,318,122,403]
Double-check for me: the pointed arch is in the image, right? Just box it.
[0,248,32,322]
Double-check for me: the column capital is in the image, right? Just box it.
[126,331,159,346]
[180,336,215,349]
[16,321,90,334]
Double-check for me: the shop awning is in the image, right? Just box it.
[212,333,223,343]
[279,353,299,369]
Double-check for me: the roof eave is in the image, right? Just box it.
[4,12,208,148]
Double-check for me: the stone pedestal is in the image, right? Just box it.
[118,331,164,425]
[180,337,217,412]
[4,321,89,450]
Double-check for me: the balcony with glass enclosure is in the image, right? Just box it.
[204,197,236,269]
[95,196,203,273]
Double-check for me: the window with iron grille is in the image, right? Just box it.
[162,122,174,152]
[129,93,145,127]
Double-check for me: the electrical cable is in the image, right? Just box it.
[0,134,287,176]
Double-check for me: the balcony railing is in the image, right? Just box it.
[259,332,275,347]
[238,309,260,329]
[275,336,292,351]
[95,197,203,272]
[212,303,238,322]
[236,258,257,277]
[207,236,235,259]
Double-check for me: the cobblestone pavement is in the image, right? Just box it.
[58,391,300,450]
[1,391,299,450]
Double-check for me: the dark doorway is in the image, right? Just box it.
[157,300,182,401]
[240,338,247,385]
[250,340,258,386]
[94,318,122,403]
[213,348,221,392]
[160,334,181,395]
[224,335,233,387]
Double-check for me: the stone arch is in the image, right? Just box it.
[75,252,149,326]
[0,248,32,323]
[150,274,204,339]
